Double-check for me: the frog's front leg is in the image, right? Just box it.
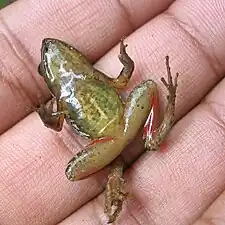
[36,98,66,132]
[95,38,134,89]
[144,56,179,150]
[111,38,134,88]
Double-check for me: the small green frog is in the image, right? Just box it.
[37,38,178,223]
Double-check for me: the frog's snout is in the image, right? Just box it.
[41,39,51,52]
[42,38,52,46]
[41,38,58,53]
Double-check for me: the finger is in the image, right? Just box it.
[194,190,225,225]
[193,78,225,225]
[0,114,110,225]
[60,73,225,225]
[0,0,173,133]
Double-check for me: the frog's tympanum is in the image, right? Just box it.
[37,38,178,223]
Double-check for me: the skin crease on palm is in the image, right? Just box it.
[0,0,224,225]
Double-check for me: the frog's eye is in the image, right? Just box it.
[38,64,41,74]
[42,44,50,54]
[38,63,45,76]
[42,39,53,53]
[43,45,48,52]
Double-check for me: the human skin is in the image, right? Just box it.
[0,0,224,224]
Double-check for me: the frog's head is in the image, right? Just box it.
[38,38,67,97]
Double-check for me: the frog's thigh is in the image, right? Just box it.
[65,138,125,181]
[123,80,159,139]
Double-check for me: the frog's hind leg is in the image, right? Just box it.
[104,79,159,223]
[105,156,128,224]
[104,56,178,223]
[144,56,178,151]
[123,79,159,139]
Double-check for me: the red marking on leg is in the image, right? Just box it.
[159,141,168,153]
[143,93,159,140]
[86,137,114,147]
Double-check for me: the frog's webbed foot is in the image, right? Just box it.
[36,98,65,132]
[145,56,179,151]
[105,157,128,224]
[161,56,179,104]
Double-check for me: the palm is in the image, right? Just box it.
[0,0,224,225]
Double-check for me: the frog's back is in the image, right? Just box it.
[64,79,124,139]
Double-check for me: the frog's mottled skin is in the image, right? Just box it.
[37,38,178,223]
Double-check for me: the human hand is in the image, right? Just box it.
[0,0,224,224]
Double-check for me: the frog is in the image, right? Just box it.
[37,37,178,223]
